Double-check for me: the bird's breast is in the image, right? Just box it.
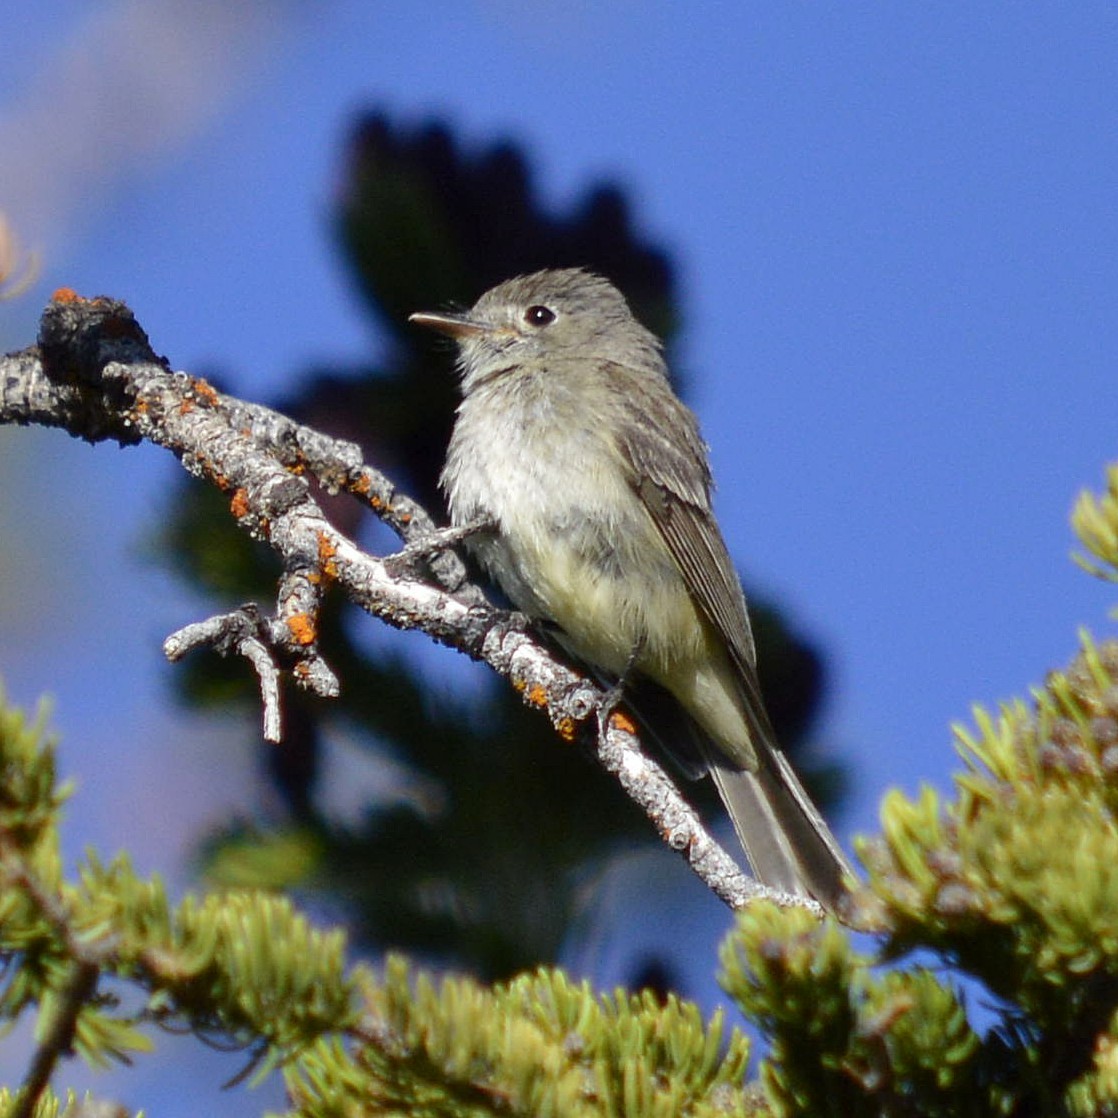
[442,379,706,676]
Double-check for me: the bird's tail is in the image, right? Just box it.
[706,744,853,913]
[622,675,853,913]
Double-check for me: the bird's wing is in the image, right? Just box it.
[609,365,855,905]
[607,365,775,740]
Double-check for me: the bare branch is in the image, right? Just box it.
[595,712,823,915]
[383,516,495,579]
[162,606,320,743]
[0,291,825,915]
[205,393,485,604]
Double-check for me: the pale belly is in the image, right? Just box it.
[472,510,755,766]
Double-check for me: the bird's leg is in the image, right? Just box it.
[596,639,645,739]
[383,516,495,577]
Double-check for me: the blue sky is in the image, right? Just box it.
[2,2,1118,1111]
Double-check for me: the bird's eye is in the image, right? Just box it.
[524,304,556,327]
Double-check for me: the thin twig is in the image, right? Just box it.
[164,607,304,742]
[15,962,101,1118]
[383,516,494,578]
[0,838,118,1118]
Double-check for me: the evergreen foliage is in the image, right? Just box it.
[0,459,1116,1114]
[1074,462,1118,586]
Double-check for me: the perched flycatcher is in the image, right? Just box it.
[411,268,852,911]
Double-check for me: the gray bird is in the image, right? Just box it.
[411,268,853,911]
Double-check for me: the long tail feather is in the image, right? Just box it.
[706,746,852,912]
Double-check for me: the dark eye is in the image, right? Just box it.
[524,304,556,327]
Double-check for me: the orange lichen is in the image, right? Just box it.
[317,532,339,579]
[608,709,638,735]
[524,683,548,709]
[230,488,250,518]
[353,475,372,496]
[191,378,219,407]
[556,718,577,742]
[50,287,81,304]
[287,613,317,646]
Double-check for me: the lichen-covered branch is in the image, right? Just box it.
[0,292,809,913]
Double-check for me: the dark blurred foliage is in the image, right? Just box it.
[157,111,846,982]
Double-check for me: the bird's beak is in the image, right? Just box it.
[408,310,488,339]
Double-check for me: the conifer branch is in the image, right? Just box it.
[0,838,113,1118]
